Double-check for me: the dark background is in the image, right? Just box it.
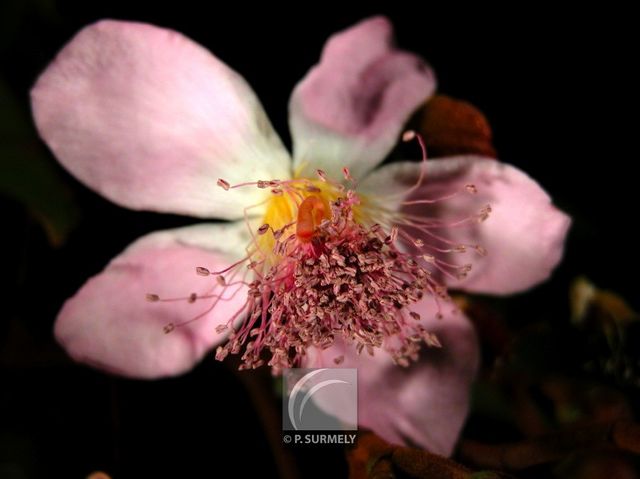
[1,2,635,478]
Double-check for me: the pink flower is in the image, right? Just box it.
[31,17,570,455]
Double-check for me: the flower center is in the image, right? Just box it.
[148,132,490,372]
[256,178,336,263]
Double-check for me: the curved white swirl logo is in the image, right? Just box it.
[283,368,358,431]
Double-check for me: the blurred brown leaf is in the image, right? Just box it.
[460,419,640,471]
[418,95,496,158]
[539,378,633,426]
[556,451,638,479]
[347,431,500,479]
[570,277,638,326]
[86,472,111,479]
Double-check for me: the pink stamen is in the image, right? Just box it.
[399,130,429,199]
[150,152,489,372]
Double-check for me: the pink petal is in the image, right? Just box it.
[303,300,479,456]
[289,16,436,180]
[360,157,571,295]
[55,223,251,379]
[31,20,291,220]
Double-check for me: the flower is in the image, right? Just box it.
[31,17,570,455]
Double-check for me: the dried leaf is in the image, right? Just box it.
[418,95,496,158]
[460,420,640,471]
[347,431,476,479]
[570,276,638,326]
